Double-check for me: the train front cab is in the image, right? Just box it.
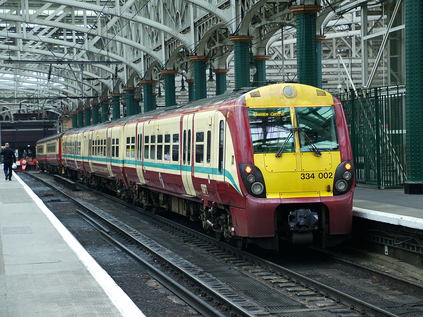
[234,84,354,247]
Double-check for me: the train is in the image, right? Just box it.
[36,83,355,249]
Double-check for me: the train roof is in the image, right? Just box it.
[64,87,254,134]
[36,132,64,144]
[62,83,334,135]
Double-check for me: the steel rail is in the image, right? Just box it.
[74,210,226,317]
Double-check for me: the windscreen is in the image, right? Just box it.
[248,106,339,154]
[248,108,294,154]
[295,107,339,152]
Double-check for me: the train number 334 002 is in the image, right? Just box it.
[300,172,333,180]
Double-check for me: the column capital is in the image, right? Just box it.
[253,55,270,61]
[229,35,253,42]
[139,80,156,84]
[188,55,208,62]
[160,69,178,75]
[289,5,320,14]
[186,79,194,84]
[316,35,326,41]
[213,69,229,74]
[101,97,109,103]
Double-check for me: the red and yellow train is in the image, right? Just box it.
[36,83,355,248]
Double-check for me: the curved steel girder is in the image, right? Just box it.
[167,45,190,71]
[0,66,98,95]
[0,13,161,69]
[196,22,231,56]
[188,0,232,31]
[0,82,73,97]
[0,42,126,84]
[144,60,163,81]
[238,0,276,35]
[46,0,191,47]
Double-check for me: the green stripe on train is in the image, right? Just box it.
[63,154,240,193]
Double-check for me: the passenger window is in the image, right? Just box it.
[150,145,156,160]
[164,145,171,161]
[144,135,149,159]
[157,144,163,160]
[187,130,191,164]
[172,144,179,161]
[207,130,211,163]
[183,131,186,164]
[172,133,179,162]
[218,120,224,173]
[196,144,204,163]
[195,132,204,163]
[137,134,142,159]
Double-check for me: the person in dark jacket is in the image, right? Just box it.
[1,143,17,181]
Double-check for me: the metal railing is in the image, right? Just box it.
[339,86,406,188]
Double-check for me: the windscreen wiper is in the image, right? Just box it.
[300,129,322,157]
[275,128,298,158]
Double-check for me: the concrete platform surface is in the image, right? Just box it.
[353,186,423,230]
[0,171,145,317]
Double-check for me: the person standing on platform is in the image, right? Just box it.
[1,143,17,181]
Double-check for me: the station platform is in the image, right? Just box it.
[353,186,423,230]
[0,171,144,317]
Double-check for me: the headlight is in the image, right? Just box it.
[246,174,256,183]
[251,182,264,195]
[283,85,296,98]
[343,171,352,180]
[335,179,348,192]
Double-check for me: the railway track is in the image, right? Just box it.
[22,171,423,317]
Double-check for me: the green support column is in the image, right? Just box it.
[123,87,136,116]
[77,110,84,128]
[101,98,109,122]
[253,55,269,87]
[316,35,325,89]
[213,69,228,95]
[84,107,91,126]
[71,112,78,128]
[161,70,177,107]
[404,0,423,194]
[140,80,155,112]
[189,56,207,100]
[290,5,320,87]
[229,35,253,89]
[187,79,194,102]
[110,93,121,120]
[91,103,100,125]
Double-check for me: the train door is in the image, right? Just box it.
[88,130,94,173]
[192,112,215,197]
[212,111,226,184]
[181,114,196,196]
[135,121,146,185]
[106,128,113,177]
